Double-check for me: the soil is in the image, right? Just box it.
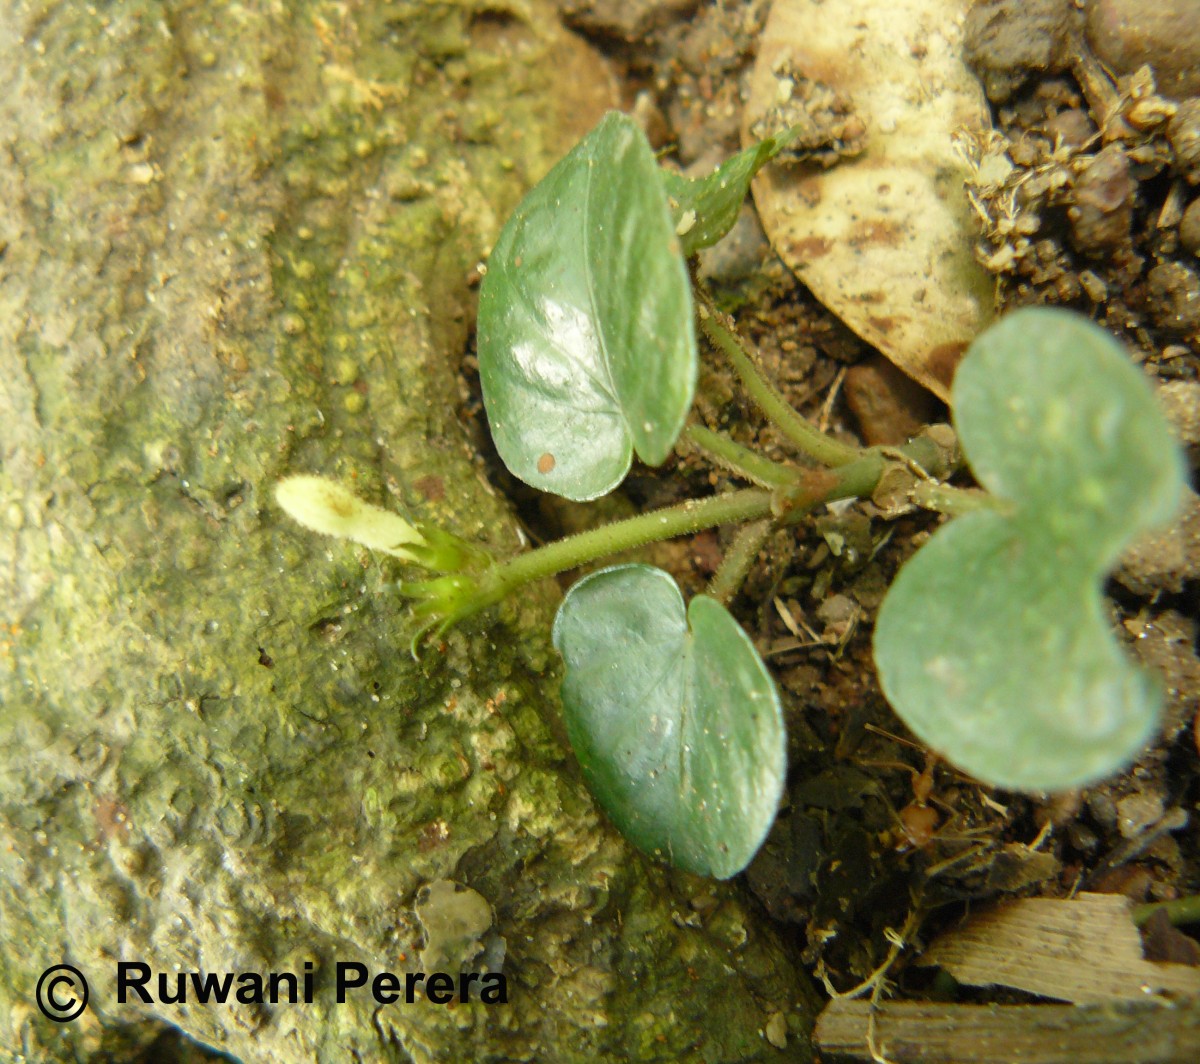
[464,0,1200,1050]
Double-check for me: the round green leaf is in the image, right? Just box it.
[874,513,1160,791]
[478,112,696,501]
[953,307,1185,566]
[552,564,785,878]
[875,308,1186,792]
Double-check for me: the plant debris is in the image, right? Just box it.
[920,892,1200,1003]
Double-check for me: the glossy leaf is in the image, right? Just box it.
[477,112,696,501]
[553,564,786,878]
[875,308,1186,791]
[660,126,799,257]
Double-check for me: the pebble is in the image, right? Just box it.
[1087,0,1200,99]
[1116,792,1166,839]
[963,0,1080,103]
[1068,143,1135,254]
[1168,100,1200,184]
[1147,261,1200,333]
[1181,198,1200,255]
[764,1012,788,1050]
[696,205,771,287]
[556,0,698,41]
[843,354,939,446]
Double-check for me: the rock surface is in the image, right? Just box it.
[556,0,701,41]
[963,0,1080,103]
[0,2,816,1061]
[1087,0,1200,100]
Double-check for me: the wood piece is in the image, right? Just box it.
[815,999,1200,1063]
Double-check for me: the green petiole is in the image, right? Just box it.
[404,436,955,629]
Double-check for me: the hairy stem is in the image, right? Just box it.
[684,424,799,488]
[412,438,955,628]
[1133,895,1200,928]
[698,306,863,468]
[707,518,775,606]
[413,488,774,624]
[910,480,1011,516]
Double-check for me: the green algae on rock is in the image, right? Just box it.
[0,1,817,1061]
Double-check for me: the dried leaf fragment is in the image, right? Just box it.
[921,892,1200,1004]
[745,0,996,401]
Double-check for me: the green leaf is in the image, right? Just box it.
[954,307,1184,565]
[478,112,696,502]
[660,126,798,257]
[874,513,1162,791]
[552,564,786,878]
[874,308,1186,792]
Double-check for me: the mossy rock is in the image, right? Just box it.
[0,1,817,1060]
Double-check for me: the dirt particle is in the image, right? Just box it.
[1169,101,1200,185]
[964,0,1080,103]
[1114,487,1200,595]
[556,0,701,42]
[689,529,723,575]
[1147,261,1200,333]
[1088,0,1200,99]
[925,341,969,393]
[1180,198,1200,255]
[1069,144,1136,255]
[1044,107,1096,149]
[414,474,445,502]
[1157,380,1200,444]
[844,354,938,446]
[537,452,556,474]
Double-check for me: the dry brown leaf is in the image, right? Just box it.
[745,0,996,401]
[921,892,1200,1004]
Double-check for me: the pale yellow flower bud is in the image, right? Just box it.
[274,475,426,561]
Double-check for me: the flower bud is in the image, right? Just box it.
[275,475,426,561]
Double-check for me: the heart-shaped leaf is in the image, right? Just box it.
[874,308,1186,791]
[478,112,696,502]
[552,564,785,878]
[953,308,1183,564]
[660,126,799,258]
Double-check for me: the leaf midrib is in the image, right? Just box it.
[579,146,623,430]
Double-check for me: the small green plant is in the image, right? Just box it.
[277,112,1186,878]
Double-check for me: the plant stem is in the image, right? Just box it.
[440,488,774,620]
[910,480,1009,516]
[684,424,799,488]
[410,435,958,626]
[708,518,774,605]
[1133,895,1200,928]
[698,306,863,468]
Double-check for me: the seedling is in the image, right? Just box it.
[277,112,1185,878]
